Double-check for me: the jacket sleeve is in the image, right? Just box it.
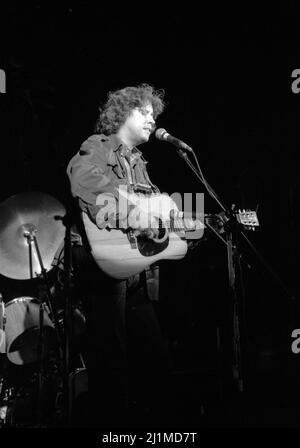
[68,136,119,198]
[67,136,124,226]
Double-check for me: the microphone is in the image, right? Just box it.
[155,128,193,152]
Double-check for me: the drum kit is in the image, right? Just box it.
[0,192,88,427]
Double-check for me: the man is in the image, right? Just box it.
[67,84,172,426]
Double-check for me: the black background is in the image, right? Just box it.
[2,3,300,428]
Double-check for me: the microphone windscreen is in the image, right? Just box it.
[155,128,167,140]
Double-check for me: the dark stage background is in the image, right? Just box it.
[1,5,300,428]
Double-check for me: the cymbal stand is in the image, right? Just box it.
[24,227,45,427]
[54,211,73,426]
[24,225,62,427]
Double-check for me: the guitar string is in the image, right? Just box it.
[155,216,229,246]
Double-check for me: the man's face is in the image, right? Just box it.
[123,103,155,146]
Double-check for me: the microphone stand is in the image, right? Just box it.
[174,147,294,394]
[174,149,244,392]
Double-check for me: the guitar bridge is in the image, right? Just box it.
[127,229,137,249]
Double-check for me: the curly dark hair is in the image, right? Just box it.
[94,83,166,134]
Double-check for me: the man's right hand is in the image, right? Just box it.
[127,207,159,238]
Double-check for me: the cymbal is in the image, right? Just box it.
[0,192,66,280]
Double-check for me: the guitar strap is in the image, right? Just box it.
[121,153,135,186]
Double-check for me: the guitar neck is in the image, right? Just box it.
[162,214,208,232]
[164,209,259,233]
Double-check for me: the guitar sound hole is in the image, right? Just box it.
[156,220,167,241]
[137,222,169,257]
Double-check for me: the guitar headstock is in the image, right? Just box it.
[235,209,259,230]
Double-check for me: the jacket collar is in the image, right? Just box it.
[105,134,145,162]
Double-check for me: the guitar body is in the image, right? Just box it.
[82,194,188,279]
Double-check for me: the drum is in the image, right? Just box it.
[2,373,60,428]
[0,380,15,428]
[0,367,88,427]
[4,297,57,365]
